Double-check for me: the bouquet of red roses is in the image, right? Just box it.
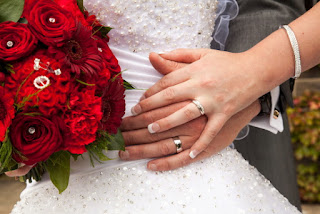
[0,0,129,193]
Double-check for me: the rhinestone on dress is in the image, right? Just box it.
[85,0,217,55]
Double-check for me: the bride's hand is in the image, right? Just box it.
[131,50,263,159]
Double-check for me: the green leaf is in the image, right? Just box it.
[77,0,84,13]
[107,129,125,151]
[0,133,17,172]
[99,26,113,38]
[86,129,125,166]
[19,112,43,117]
[76,79,95,86]
[18,18,28,24]
[45,151,71,194]
[123,80,136,90]
[0,0,24,23]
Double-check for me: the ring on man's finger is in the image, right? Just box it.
[192,99,205,115]
[172,136,183,153]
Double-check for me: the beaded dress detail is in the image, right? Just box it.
[11,0,301,213]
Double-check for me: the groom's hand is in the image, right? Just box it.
[120,101,206,160]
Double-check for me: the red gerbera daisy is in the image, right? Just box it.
[100,77,125,134]
[0,86,15,142]
[49,23,103,77]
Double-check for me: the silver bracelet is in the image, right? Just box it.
[280,25,301,79]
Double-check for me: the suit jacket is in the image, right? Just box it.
[216,0,310,210]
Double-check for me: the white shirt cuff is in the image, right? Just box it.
[248,86,284,134]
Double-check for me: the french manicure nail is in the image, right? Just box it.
[189,150,199,159]
[131,104,141,116]
[119,150,130,160]
[158,51,166,55]
[149,164,157,171]
[148,123,160,134]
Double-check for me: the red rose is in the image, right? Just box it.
[95,37,121,75]
[10,115,64,165]
[0,86,15,142]
[100,78,125,134]
[0,21,38,61]
[54,0,89,28]
[26,0,76,47]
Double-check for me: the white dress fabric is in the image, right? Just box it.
[11,0,301,213]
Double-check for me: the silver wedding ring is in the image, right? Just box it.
[192,99,205,115]
[172,136,183,153]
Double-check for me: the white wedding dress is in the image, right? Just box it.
[11,0,301,213]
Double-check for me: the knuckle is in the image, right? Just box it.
[163,87,176,101]
[140,99,151,111]
[159,77,170,89]
[142,112,155,124]
[160,143,172,156]
[207,129,218,139]
[159,117,171,130]
[144,89,153,98]
[128,147,144,159]
[180,157,189,167]
[183,108,197,120]
[215,94,225,103]
[175,155,190,168]
[123,132,135,145]
[158,160,171,171]
[171,61,181,70]
[148,132,160,142]
[199,78,215,88]
[223,104,235,116]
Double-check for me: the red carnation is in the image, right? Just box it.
[5,50,71,116]
[49,23,103,77]
[26,0,76,47]
[100,78,125,134]
[0,21,38,62]
[10,115,64,165]
[0,86,15,142]
[63,87,103,154]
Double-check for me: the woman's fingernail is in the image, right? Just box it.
[140,95,146,101]
[158,51,166,55]
[119,150,130,160]
[131,104,141,115]
[149,164,158,171]
[148,123,160,134]
[189,150,199,159]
